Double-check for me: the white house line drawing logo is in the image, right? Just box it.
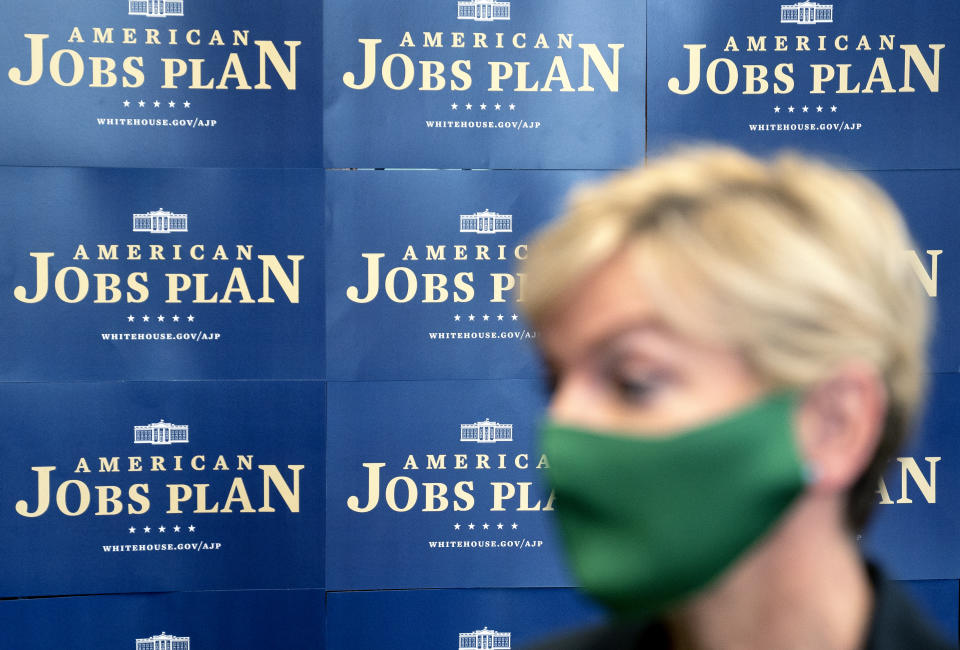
[133,208,188,234]
[780,1,833,24]
[460,210,513,234]
[129,0,184,17]
[461,419,513,443]
[459,627,511,649]
[134,420,189,445]
[136,632,191,650]
[458,0,510,22]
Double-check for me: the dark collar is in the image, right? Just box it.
[862,562,956,650]
[522,562,957,649]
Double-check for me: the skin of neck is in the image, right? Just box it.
[665,492,874,650]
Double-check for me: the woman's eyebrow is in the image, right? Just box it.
[540,319,670,374]
[586,319,670,357]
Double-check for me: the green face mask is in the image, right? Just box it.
[540,391,808,618]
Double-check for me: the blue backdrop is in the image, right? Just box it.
[0,0,321,167]
[1,1,958,648]
[648,0,960,169]
[0,166,323,380]
[0,380,324,596]
[323,0,644,169]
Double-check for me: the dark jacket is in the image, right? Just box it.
[523,565,956,649]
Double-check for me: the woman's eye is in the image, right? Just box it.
[612,374,663,404]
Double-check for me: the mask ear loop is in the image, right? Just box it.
[803,461,823,486]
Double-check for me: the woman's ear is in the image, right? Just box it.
[796,362,888,494]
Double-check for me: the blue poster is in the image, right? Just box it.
[0,381,323,597]
[647,0,960,169]
[323,0,644,169]
[326,380,572,590]
[0,0,321,167]
[326,588,603,650]
[0,166,323,381]
[326,169,606,381]
[869,170,957,374]
[0,589,325,649]
[862,373,960,580]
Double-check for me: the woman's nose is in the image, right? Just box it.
[547,375,603,428]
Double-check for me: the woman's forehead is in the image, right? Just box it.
[539,251,671,362]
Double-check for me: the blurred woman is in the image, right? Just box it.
[522,148,954,649]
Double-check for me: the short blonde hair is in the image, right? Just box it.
[523,147,931,530]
